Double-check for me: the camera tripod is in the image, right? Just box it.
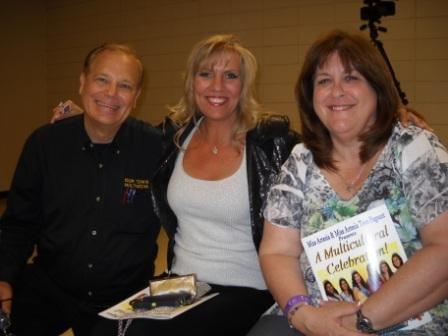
[360,0,409,105]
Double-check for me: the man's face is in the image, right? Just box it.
[79,50,141,133]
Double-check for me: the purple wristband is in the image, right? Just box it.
[284,295,312,315]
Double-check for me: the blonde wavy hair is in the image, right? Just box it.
[169,34,264,144]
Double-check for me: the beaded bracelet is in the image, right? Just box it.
[287,301,310,328]
[284,295,312,328]
[284,295,312,315]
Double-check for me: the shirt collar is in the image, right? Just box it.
[78,115,131,154]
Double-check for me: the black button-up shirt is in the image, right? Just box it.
[0,115,162,308]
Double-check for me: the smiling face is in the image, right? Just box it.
[312,52,377,142]
[193,52,242,124]
[392,255,402,268]
[340,279,348,291]
[79,50,141,136]
[325,281,335,293]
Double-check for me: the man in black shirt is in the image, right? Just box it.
[0,44,162,335]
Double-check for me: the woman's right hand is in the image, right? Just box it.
[291,301,366,336]
[51,100,84,123]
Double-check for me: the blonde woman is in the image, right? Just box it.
[93,34,300,335]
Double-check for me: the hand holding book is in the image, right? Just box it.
[301,204,431,332]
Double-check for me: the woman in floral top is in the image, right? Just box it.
[248,30,448,336]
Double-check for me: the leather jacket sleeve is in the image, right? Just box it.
[246,115,301,251]
[151,118,192,270]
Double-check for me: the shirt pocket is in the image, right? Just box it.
[116,188,156,234]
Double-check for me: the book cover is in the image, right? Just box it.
[301,202,431,331]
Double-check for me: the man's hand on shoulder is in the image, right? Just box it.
[51,100,84,123]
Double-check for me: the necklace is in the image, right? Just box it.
[335,163,367,193]
[199,122,226,155]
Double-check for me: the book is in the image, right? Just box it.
[99,281,219,320]
[301,202,431,331]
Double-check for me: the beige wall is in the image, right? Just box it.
[2,0,448,189]
[0,1,47,191]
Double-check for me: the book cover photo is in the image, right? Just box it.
[301,202,431,331]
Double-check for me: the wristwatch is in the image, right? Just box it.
[356,309,407,335]
[356,309,376,333]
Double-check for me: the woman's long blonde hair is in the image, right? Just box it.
[169,34,264,145]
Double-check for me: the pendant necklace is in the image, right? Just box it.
[200,123,223,155]
[335,162,367,193]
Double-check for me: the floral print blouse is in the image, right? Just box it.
[264,123,448,335]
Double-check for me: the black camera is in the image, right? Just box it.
[361,0,395,21]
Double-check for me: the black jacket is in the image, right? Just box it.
[152,115,301,269]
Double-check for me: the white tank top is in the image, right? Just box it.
[168,123,266,290]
